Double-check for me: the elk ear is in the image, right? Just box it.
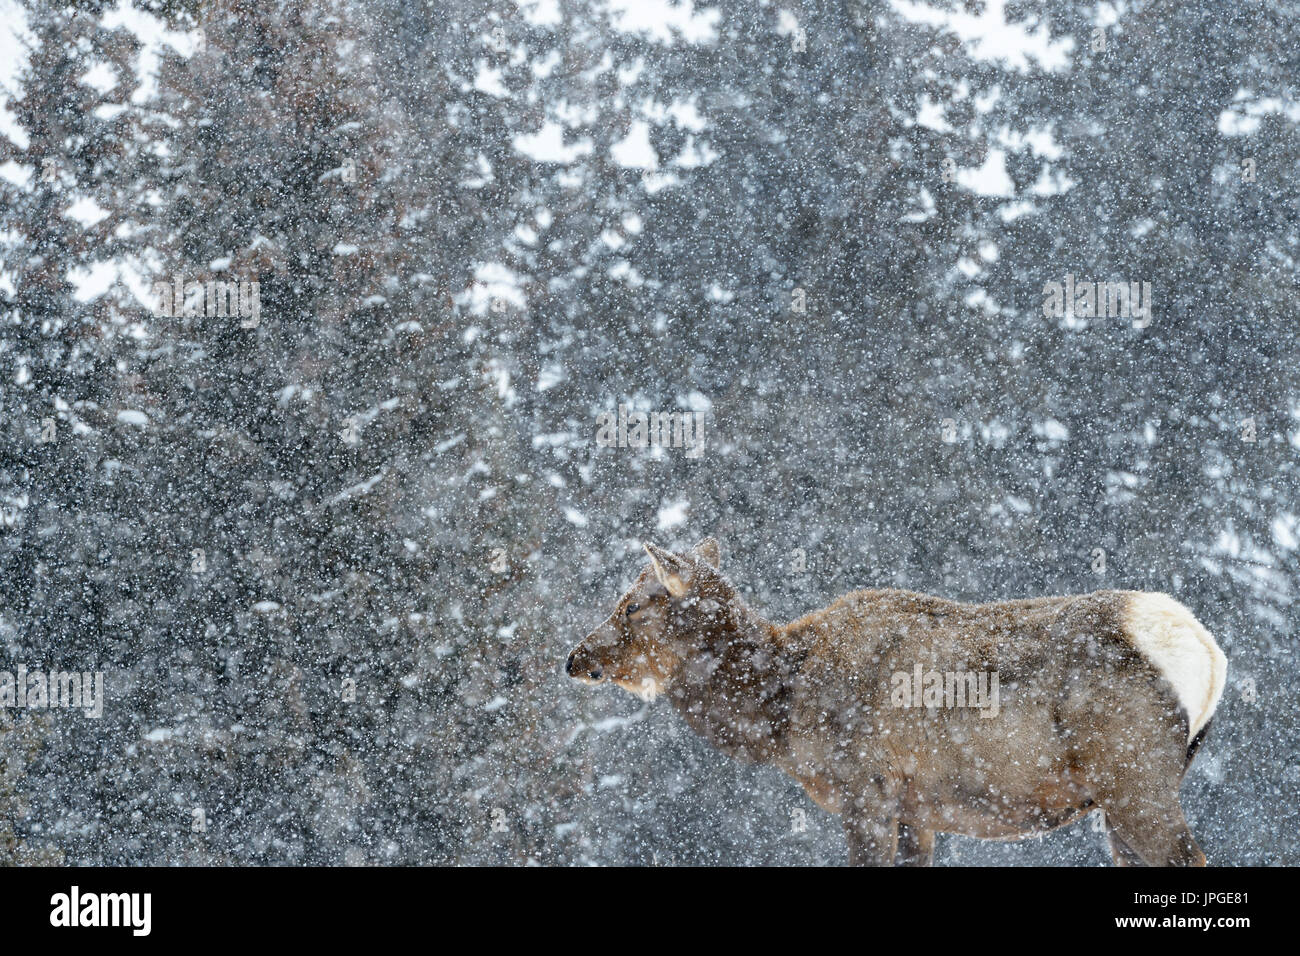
[692,537,720,569]
[643,542,690,597]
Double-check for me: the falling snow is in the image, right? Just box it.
[0,0,1296,866]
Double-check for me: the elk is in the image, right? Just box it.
[565,538,1227,866]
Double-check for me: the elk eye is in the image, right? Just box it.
[626,603,639,617]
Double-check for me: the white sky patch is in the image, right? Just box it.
[1025,127,1063,159]
[973,83,998,113]
[1205,521,1283,595]
[964,288,998,315]
[901,186,936,223]
[657,497,689,531]
[531,48,561,78]
[537,363,566,391]
[1033,419,1070,441]
[979,419,1011,446]
[513,121,593,163]
[670,99,707,131]
[461,153,494,188]
[891,0,1073,72]
[102,2,202,104]
[554,99,600,127]
[484,358,516,407]
[118,259,160,311]
[461,261,527,314]
[999,124,1064,160]
[1095,1,1125,28]
[563,507,589,527]
[64,196,110,227]
[680,389,712,412]
[80,61,118,93]
[1218,92,1300,137]
[607,259,643,286]
[916,95,950,132]
[1,0,196,146]
[998,199,1036,221]
[604,0,720,45]
[1030,160,1075,196]
[1272,514,1298,551]
[673,134,717,168]
[68,261,119,302]
[640,96,708,132]
[1130,218,1156,238]
[776,9,801,35]
[957,147,1015,197]
[533,431,575,449]
[617,57,646,85]
[0,159,28,186]
[513,0,562,27]
[473,61,509,98]
[0,0,31,147]
[611,120,659,169]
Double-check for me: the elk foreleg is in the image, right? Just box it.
[844,813,898,866]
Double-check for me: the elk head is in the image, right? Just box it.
[565,538,724,700]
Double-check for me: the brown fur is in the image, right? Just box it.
[566,539,1211,866]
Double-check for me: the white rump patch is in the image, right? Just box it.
[1121,593,1227,741]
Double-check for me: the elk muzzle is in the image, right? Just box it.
[565,642,604,682]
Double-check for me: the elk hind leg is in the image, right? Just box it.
[1106,827,1145,866]
[895,824,935,866]
[1101,799,1205,867]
